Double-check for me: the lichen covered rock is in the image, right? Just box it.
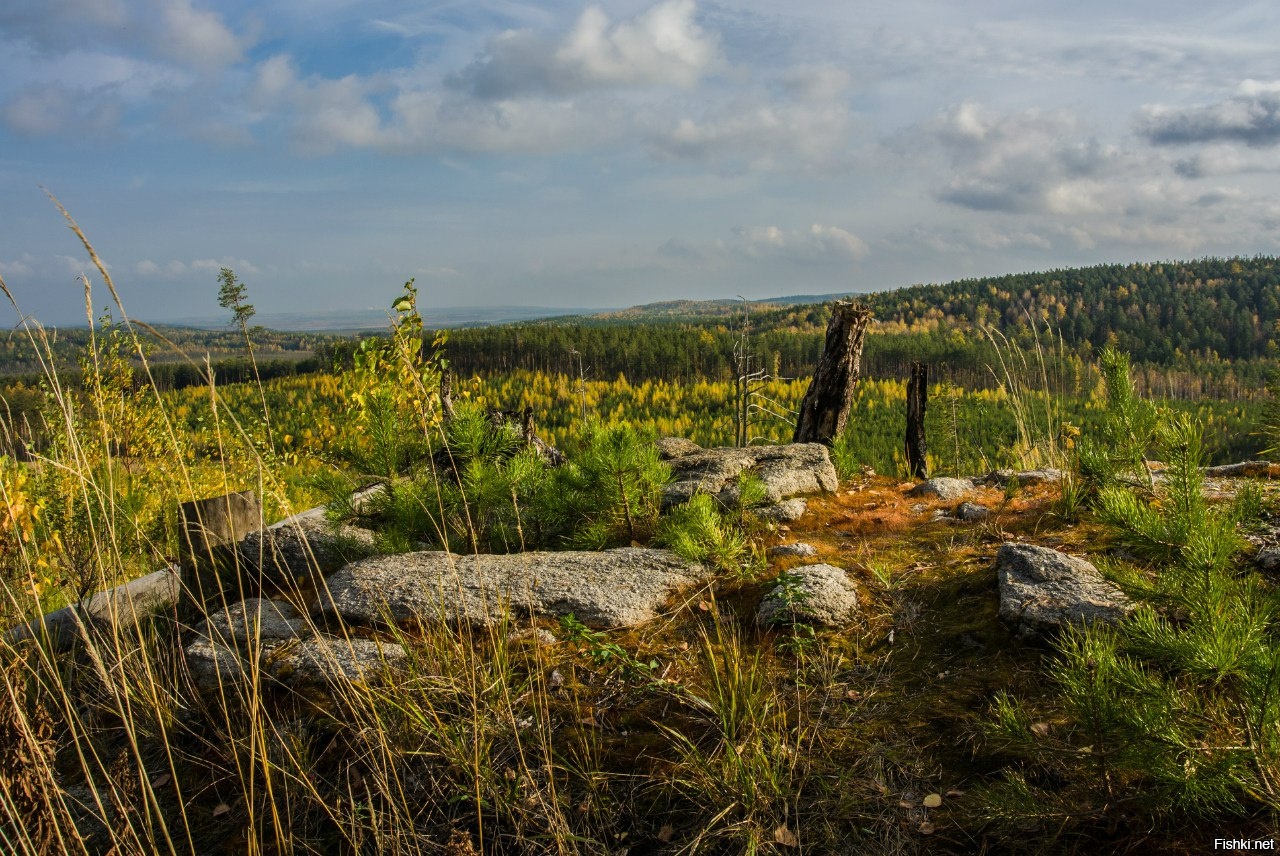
[996,543,1133,639]
[758,564,859,627]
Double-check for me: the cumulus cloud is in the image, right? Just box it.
[924,103,1126,213]
[1138,83,1280,147]
[0,0,249,70]
[646,65,854,171]
[451,0,721,98]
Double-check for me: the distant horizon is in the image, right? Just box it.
[14,251,1274,332]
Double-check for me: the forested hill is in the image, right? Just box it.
[849,257,1279,363]
[607,256,1280,365]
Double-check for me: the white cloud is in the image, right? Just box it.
[189,258,259,276]
[924,103,1127,213]
[0,0,249,70]
[452,0,722,98]
[1,81,122,135]
[733,223,868,262]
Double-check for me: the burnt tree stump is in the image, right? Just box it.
[179,490,262,616]
[906,361,928,479]
[793,302,873,446]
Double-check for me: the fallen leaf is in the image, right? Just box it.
[149,773,171,789]
[898,799,916,809]
[212,803,230,817]
[919,821,936,835]
[945,789,965,798]
[1030,722,1051,737]
[657,824,674,843]
[922,793,942,809]
[772,824,798,847]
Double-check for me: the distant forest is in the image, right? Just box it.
[4,256,1278,399]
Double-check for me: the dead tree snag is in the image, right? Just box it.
[792,302,873,446]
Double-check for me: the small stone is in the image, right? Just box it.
[758,564,859,627]
[767,542,818,559]
[654,437,702,460]
[955,501,990,522]
[1255,548,1280,574]
[508,627,558,646]
[909,477,974,502]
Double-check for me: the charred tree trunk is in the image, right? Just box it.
[792,302,873,446]
[906,361,928,479]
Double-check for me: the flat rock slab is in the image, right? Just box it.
[239,515,377,587]
[909,477,974,502]
[198,598,309,650]
[758,564,859,627]
[186,630,405,693]
[659,441,838,509]
[267,636,407,687]
[996,543,1134,639]
[319,547,705,630]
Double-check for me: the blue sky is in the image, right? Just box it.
[3,0,1280,325]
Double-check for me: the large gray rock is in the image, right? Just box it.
[265,635,407,687]
[996,543,1134,639]
[186,629,405,693]
[909,477,974,502]
[239,515,377,587]
[661,443,837,509]
[185,634,256,692]
[198,598,309,650]
[758,564,859,627]
[319,547,705,630]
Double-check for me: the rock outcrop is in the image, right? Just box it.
[758,564,859,627]
[238,515,377,587]
[995,543,1133,639]
[185,597,405,692]
[658,440,837,509]
[319,547,705,630]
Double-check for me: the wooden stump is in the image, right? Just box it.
[906,361,928,479]
[793,302,873,446]
[179,490,261,616]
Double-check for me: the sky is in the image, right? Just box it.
[3,0,1280,325]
